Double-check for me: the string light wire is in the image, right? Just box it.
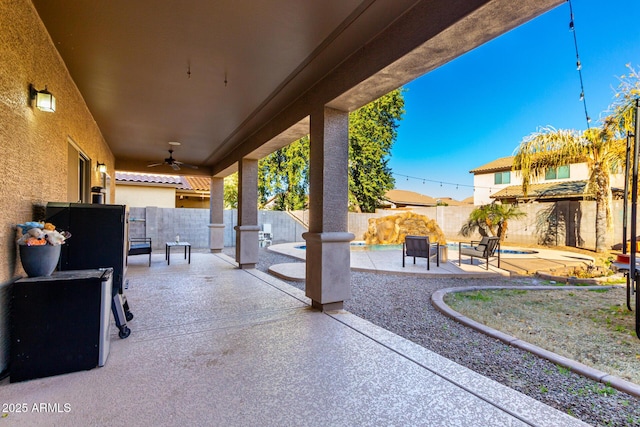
[568,0,591,128]
[394,3,592,195]
[392,172,495,192]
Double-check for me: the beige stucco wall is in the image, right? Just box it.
[0,0,114,283]
[176,195,210,209]
[115,185,176,208]
[473,172,513,205]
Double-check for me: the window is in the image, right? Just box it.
[545,165,570,180]
[67,139,91,202]
[494,171,511,185]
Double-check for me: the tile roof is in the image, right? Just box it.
[115,171,182,185]
[384,189,437,206]
[384,190,470,206]
[491,180,590,200]
[116,172,209,194]
[435,197,473,206]
[182,176,210,192]
[460,196,474,204]
[469,156,514,174]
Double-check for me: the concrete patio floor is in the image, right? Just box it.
[0,252,588,426]
[267,242,595,281]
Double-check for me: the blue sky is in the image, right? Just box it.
[390,0,640,200]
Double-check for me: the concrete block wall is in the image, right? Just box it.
[128,200,629,252]
[262,211,309,243]
[224,210,238,248]
[128,208,147,239]
[221,210,307,247]
[347,201,627,251]
[348,212,384,241]
[129,208,307,249]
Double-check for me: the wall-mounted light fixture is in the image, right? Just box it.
[97,162,107,174]
[29,84,56,112]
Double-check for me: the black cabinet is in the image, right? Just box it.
[46,202,133,338]
[10,269,112,383]
[46,203,127,296]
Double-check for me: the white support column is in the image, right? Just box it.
[208,177,225,253]
[234,159,259,269]
[303,106,354,311]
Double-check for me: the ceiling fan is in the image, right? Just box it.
[147,149,198,171]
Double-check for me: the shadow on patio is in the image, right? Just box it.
[0,252,587,426]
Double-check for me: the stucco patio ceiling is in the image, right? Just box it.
[32,0,562,177]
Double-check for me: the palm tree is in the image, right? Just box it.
[460,203,525,242]
[513,121,625,252]
[610,64,640,134]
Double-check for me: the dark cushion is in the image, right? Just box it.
[129,243,151,255]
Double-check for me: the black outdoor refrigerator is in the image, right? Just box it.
[45,202,133,338]
[10,269,113,382]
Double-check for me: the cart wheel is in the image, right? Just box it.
[118,326,131,339]
[125,311,134,321]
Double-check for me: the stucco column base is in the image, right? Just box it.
[208,223,225,253]
[302,232,354,311]
[234,225,260,269]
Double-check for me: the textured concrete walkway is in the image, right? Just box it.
[1,252,587,426]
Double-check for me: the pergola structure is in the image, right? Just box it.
[25,0,562,310]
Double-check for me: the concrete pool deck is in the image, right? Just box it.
[267,241,596,281]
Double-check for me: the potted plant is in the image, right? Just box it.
[16,222,70,277]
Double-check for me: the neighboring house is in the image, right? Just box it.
[470,156,625,205]
[460,196,475,205]
[434,197,473,206]
[176,176,211,209]
[382,189,437,208]
[115,171,211,208]
[381,189,470,209]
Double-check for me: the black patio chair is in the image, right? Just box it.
[402,235,439,270]
[127,237,152,266]
[458,236,500,270]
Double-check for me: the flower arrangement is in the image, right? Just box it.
[16,221,71,246]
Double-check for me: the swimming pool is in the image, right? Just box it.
[294,242,539,255]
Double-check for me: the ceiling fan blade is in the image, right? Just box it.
[174,161,198,169]
[171,163,181,171]
[147,162,164,167]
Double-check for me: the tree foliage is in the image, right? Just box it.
[512,65,639,252]
[257,88,405,212]
[610,64,640,133]
[348,88,405,212]
[223,173,238,209]
[258,136,310,210]
[513,125,624,252]
[460,203,525,241]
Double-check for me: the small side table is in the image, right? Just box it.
[165,241,191,265]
